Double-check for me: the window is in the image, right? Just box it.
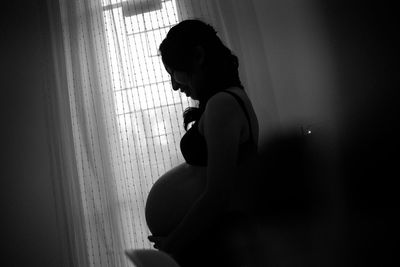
[103,0,193,179]
[98,0,195,252]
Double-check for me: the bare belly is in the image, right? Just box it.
[145,163,207,236]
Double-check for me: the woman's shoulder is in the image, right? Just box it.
[206,87,245,111]
[202,95,239,128]
[205,87,259,144]
[199,88,248,131]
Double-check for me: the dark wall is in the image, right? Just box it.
[1,1,67,266]
[316,1,398,266]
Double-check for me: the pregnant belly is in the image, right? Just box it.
[145,163,207,236]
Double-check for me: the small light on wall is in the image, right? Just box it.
[300,125,313,136]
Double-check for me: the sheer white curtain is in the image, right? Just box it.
[48,0,220,266]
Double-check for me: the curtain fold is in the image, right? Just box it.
[45,0,91,266]
[58,0,128,266]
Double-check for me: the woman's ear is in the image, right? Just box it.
[193,46,205,67]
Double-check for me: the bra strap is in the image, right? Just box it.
[222,90,253,143]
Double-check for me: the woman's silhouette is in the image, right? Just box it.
[145,19,261,266]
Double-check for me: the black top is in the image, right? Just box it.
[180,90,257,166]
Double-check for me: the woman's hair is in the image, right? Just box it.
[159,19,243,130]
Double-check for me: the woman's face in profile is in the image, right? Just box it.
[165,65,200,100]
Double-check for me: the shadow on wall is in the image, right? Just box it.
[315,1,398,266]
[246,1,398,266]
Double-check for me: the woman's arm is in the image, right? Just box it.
[161,92,246,254]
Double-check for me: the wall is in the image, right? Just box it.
[213,2,343,266]
[216,1,398,266]
[251,0,335,129]
[1,1,69,266]
[216,0,336,145]
[315,1,398,265]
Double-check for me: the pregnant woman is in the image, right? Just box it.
[145,19,260,267]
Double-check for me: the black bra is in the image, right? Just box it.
[180,90,256,166]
